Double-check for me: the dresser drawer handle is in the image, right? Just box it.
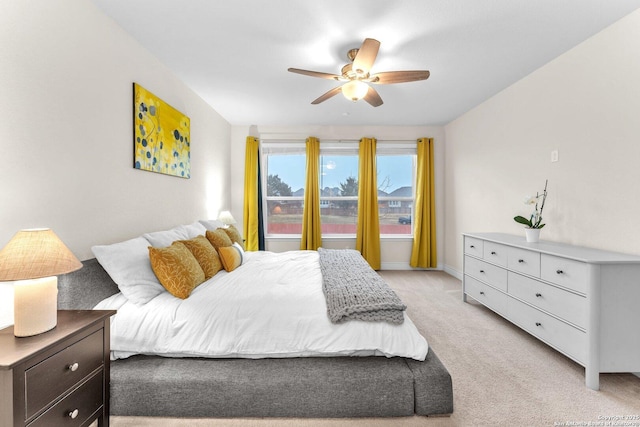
[479,270,485,273]
[535,293,542,297]
[470,245,475,248]
[491,251,496,255]
[68,409,79,419]
[479,291,485,295]
[68,362,79,372]
[518,259,525,263]
[556,270,564,274]
[535,322,542,327]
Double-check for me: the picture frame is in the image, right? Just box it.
[133,83,191,178]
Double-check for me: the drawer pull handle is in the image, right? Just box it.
[69,362,79,372]
[470,245,475,248]
[479,270,485,273]
[535,322,542,327]
[518,259,525,263]
[556,270,564,274]
[535,293,542,297]
[491,251,496,255]
[479,291,485,295]
[68,409,79,419]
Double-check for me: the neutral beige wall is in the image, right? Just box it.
[230,125,445,269]
[0,0,231,261]
[443,9,640,276]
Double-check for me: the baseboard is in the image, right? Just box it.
[443,264,462,281]
[380,262,444,271]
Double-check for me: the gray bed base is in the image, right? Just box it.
[58,258,453,418]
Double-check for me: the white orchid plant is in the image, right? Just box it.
[514,180,548,229]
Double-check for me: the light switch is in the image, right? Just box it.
[551,150,559,163]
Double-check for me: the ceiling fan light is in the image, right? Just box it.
[342,80,369,102]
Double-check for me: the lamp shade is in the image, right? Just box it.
[218,211,237,225]
[0,228,82,281]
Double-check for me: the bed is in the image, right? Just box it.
[57,221,453,418]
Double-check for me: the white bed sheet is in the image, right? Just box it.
[95,250,428,361]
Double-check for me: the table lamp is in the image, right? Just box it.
[218,210,237,227]
[0,228,82,337]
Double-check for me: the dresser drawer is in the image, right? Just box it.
[508,272,587,329]
[464,236,484,258]
[507,247,540,277]
[26,329,104,419]
[465,275,508,315]
[507,297,586,364]
[464,256,507,292]
[540,254,588,295]
[483,241,507,267]
[29,370,103,427]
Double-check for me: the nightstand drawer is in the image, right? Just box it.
[29,370,103,427]
[25,329,104,419]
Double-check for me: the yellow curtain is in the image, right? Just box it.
[356,137,381,270]
[410,137,437,268]
[243,136,260,251]
[300,137,322,250]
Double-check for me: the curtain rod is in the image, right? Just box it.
[258,138,420,143]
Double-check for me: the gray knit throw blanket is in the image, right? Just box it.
[318,248,406,324]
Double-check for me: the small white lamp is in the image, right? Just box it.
[0,228,82,337]
[218,211,237,227]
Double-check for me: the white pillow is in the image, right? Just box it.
[143,221,206,247]
[233,241,245,264]
[92,237,165,305]
[199,219,225,231]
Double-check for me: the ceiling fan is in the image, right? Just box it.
[288,38,430,107]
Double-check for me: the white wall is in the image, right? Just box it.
[230,125,445,269]
[0,1,231,327]
[443,9,640,275]
[0,0,231,260]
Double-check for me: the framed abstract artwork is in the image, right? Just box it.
[133,83,191,178]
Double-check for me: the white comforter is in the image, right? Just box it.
[95,250,428,361]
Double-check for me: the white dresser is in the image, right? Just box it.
[462,232,640,390]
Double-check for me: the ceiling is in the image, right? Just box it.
[91,0,640,127]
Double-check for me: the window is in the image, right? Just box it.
[377,143,416,236]
[318,145,359,236]
[261,140,416,238]
[263,143,305,235]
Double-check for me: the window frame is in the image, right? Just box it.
[376,143,417,238]
[260,140,417,239]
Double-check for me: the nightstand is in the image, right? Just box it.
[0,310,115,427]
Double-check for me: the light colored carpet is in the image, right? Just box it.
[110,271,640,427]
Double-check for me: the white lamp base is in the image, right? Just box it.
[14,276,58,337]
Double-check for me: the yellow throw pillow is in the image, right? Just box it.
[206,228,232,249]
[223,225,244,250]
[178,235,222,280]
[148,242,205,299]
[217,244,244,272]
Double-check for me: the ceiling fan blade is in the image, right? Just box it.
[311,86,343,104]
[352,38,380,75]
[288,68,341,80]
[363,86,383,107]
[370,70,430,84]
